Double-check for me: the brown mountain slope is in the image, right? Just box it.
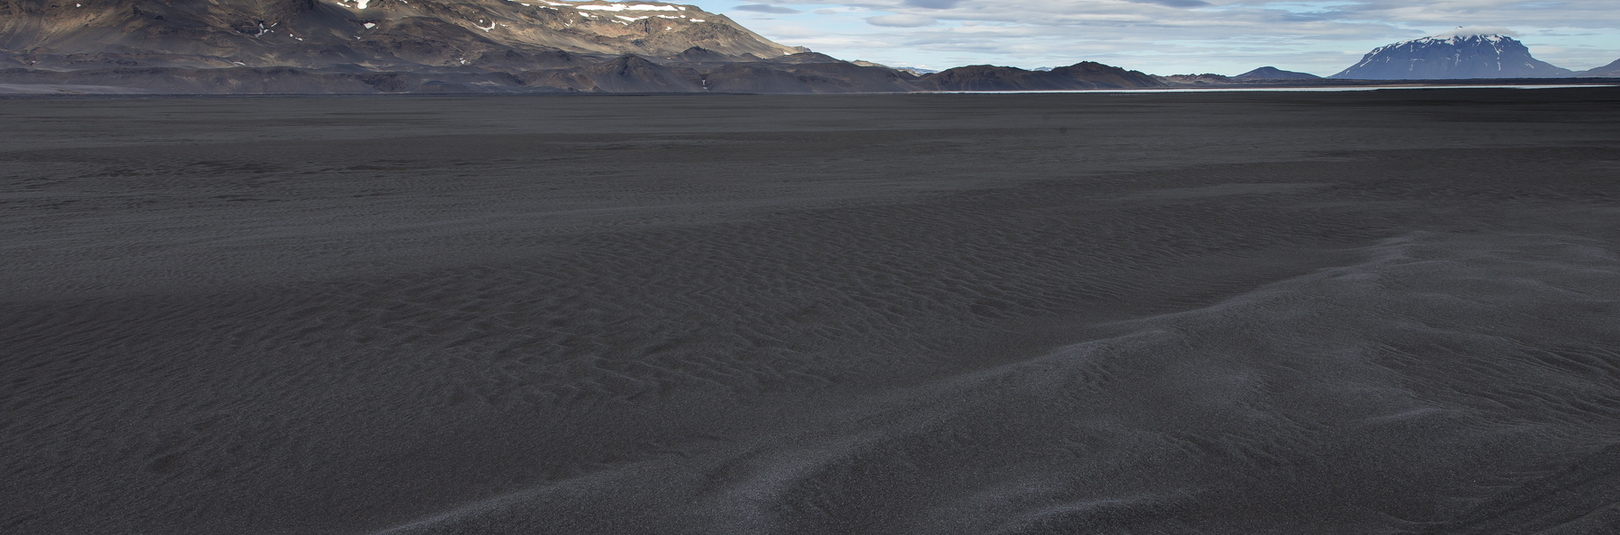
[1,0,801,70]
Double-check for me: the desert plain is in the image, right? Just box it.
[3,87,1620,534]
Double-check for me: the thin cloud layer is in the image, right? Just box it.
[734,4,801,13]
[716,0,1620,76]
[867,14,938,27]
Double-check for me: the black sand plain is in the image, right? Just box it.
[3,88,1620,534]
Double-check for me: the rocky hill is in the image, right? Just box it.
[1332,28,1572,80]
[1234,66,1319,80]
[1156,73,1230,86]
[914,62,1163,91]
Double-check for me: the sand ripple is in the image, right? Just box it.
[3,91,1619,534]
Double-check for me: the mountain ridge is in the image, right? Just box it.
[3,3,1607,94]
[1580,58,1620,77]
[1,0,802,71]
[0,57,1181,94]
[0,0,1177,93]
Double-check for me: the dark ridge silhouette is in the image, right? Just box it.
[1235,66,1321,80]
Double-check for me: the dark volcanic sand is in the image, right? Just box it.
[3,89,1620,534]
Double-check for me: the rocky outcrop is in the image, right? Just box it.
[1157,73,1230,86]
[914,61,1163,91]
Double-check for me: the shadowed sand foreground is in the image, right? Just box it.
[3,89,1620,534]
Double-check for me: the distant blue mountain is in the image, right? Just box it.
[1333,28,1573,80]
[1580,58,1620,77]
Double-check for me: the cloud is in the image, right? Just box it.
[901,0,961,8]
[866,13,938,27]
[734,3,801,13]
[1130,0,1209,7]
[762,25,827,38]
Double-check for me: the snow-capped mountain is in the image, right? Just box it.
[0,0,801,70]
[1332,27,1573,80]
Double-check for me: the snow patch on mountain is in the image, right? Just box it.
[574,3,684,12]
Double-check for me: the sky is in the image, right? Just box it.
[705,0,1620,76]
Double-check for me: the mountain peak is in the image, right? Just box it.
[1332,29,1572,80]
[1385,28,1522,53]
[1419,26,1517,41]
